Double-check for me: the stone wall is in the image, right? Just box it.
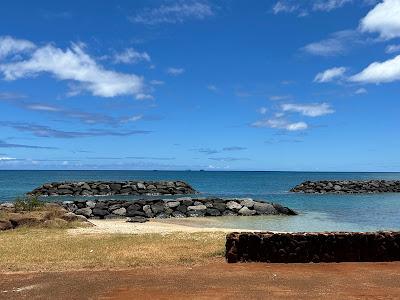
[226,232,400,263]
[62,197,297,221]
[28,181,197,196]
[290,180,400,194]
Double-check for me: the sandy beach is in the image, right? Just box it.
[68,218,263,235]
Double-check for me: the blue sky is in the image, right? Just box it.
[0,0,400,171]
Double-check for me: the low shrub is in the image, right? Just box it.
[14,196,45,212]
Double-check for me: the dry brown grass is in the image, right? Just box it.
[0,228,226,272]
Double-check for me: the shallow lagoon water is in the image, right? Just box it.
[1,170,399,232]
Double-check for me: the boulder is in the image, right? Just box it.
[166,201,180,208]
[253,202,278,215]
[75,208,92,218]
[206,208,221,216]
[0,202,15,209]
[151,203,165,214]
[187,205,207,211]
[126,216,149,223]
[226,201,242,211]
[186,210,206,217]
[62,212,88,222]
[112,207,126,216]
[240,199,255,208]
[92,208,109,217]
[172,211,186,218]
[86,201,96,208]
[238,206,257,216]
[0,219,13,230]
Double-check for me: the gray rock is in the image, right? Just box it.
[86,201,96,208]
[206,208,221,216]
[75,207,92,218]
[109,204,122,211]
[166,201,180,208]
[155,212,170,219]
[187,205,207,211]
[137,182,146,189]
[126,210,146,217]
[112,207,126,216]
[92,208,109,217]
[186,210,206,217]
[238,206,256,216]
[172,211,186,218]
[253,202,277,215]
[240,199,255,208]
[151,203,165,214]
[226,201,242,211]
[62,212,87,222]
[222,210,237,216]
[126,216,148,223]
[176,205,187,213]
[213,202,226,211]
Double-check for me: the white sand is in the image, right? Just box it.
[68,218,259,235]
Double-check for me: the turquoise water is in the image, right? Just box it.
[1,170,400,232]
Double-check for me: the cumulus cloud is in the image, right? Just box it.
[113,48,151,64]
[314,67,347,82]
[0,36,36,58]
[130,1,214,25]
[355,87,368,94]
[349,54,400,83]
[0,37,146,98]
[258,107,268,114]
[166,67,185,76]
[281,103,335,117]
[251,118,308,131]
[360,0,400,39]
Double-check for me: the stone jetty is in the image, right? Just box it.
[61,197,297,222]
[290,180,400,194]
[28,181,197,196]
[226,231,400,263]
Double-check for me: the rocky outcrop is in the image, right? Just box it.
[226,231,400,263]
[62,197,297,220]
[290,180,400,194]
[28,181,197,197]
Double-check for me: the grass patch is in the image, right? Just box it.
[0,228,226,271]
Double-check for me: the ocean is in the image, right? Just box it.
[1,170,400,232]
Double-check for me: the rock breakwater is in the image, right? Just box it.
[62,197,297,221]
[28,181,197,196]
[290,180,400,194]
[226,231,400,263]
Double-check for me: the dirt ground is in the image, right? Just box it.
[1,260,399,299]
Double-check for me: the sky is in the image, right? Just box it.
[0,0,399,171]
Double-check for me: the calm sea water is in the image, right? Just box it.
[1,170,400,232]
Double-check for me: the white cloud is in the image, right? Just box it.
[150,80,164,85]
[135,93,154,100]
[25,104,62,112]
[0,36,36,59]
[302,30,363,56]
[272,1,300,14]
[269,95,291,101]
[166,67,185,76]
[360,0,400,39]
[314,67,347,82]
[355,87,368,94]
[252,118,308,131]
[385,44,400,53]
[0,156,16,161]
[281,103,335,117]
[258,107,268,114]
[0,38,145,98]
[349,54,400,83]
[130,1,214,25]
[312,0,352,11]
[113,48,151,64]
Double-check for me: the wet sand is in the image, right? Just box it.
[1,260,399,299]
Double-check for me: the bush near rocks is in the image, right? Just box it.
[226,231,400,263]
[291,180,400,194]
[62,197,297,220]
[28,180,197,197]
